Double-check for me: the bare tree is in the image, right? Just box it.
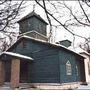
[1,0,90,52]
[34,0,90,49]
[0,0,24,52]
[62,0,90,52]
[79,37,90,53]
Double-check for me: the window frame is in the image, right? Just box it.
[76,65,78,76]
[66,60,72,75]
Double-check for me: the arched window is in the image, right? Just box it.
[66,61,72,75]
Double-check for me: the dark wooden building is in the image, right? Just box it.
[0,11,86,89]
[8,36,85,83]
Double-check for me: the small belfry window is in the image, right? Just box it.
[66,61,72,75]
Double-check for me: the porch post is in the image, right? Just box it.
[11,58,20,89]
[0,60,5,85]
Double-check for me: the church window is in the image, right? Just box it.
[66,61,72,75]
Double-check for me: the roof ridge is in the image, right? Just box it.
[17,11,48,24]
[20,30,48,39]
[4,35,84,59]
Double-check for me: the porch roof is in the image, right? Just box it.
[1,51,34,61]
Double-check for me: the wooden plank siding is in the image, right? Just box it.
[19,17,47,36]
[28,54,59,83]
[9,39,60,83]
[59,50,85,83]
[8,39,85,83]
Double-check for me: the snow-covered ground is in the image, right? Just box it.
[1,85,90,90]
[0,87,11,90]
[77,84,90,90]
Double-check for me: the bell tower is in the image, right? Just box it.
[18,11,48,37]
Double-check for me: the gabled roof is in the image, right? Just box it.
[7,35,84,59]
[17,11,48,25]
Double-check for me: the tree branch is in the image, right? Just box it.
[63,2,90,27]
[35,0,88,41]
[78,0,90,23]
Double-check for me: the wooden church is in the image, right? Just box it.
[0,11,86,89]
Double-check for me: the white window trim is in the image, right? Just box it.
[66,60,72,75]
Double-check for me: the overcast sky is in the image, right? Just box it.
[18,1,90,48]
[1,1,90,53]
[21,1,90,46]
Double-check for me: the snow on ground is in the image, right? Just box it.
[77,84,90,90]
[1,85,90,90]
[0,87,11,90]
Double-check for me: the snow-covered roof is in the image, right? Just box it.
[68,46,85,53]
[68,46,90,59]
[20,35,84,58]
[6,35,85,59]
[2,51,33,60]
[20,30,48,39]
[68,46,89,54]
[80,51,90,56]
[22,35,48,43]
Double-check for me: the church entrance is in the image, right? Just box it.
[5,61,11,82]
[20,60,29,83]
[4,59,30,83]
